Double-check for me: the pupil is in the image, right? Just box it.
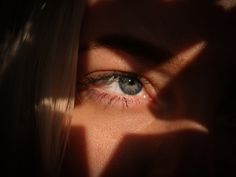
[128,79,135,85]
[118,76,142,95]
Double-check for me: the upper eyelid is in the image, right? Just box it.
[79,71,148,85]
[77,70,161,98]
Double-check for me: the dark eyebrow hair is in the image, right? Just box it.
[80,34,172,65]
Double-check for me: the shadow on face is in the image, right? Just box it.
[64,0,236,177]
[79,0,236,125]
[63,126,215,177]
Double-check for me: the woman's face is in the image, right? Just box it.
[64,0,235,177]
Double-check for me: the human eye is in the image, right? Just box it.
[76,71,156,109]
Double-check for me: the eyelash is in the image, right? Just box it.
[76,71,154,109]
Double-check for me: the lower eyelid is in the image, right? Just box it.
[80,87,151,109]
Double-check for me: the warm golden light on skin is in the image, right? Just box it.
[82,41,207,75]
[71,103,156,177]
[216,0,236,10]
[67,0,227,176]
[81,40,207,91]
[147,40,207,89]
[72,40,209,177]
[139,119,209,135]
[160,41,207,75]
[80,47,134,73]
[71,102,209,177]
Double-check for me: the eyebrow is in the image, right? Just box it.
[80,34,172,65]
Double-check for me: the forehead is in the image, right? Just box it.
[81,0,227,53]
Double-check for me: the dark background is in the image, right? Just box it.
[0,0,38,44]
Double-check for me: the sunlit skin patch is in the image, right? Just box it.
[68,0,217,176]
[71,103,209,177]
[159,41,207,75]
[140,40,207,92]
[216,0,236,11]
[78,87,151,110]
[78,40,207,94]
[72,40,209,177]
[71,101,158,177]
[139,119,209,135]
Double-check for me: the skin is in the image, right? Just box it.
[62,0,236,177]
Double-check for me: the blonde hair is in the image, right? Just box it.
[0,0,86,176]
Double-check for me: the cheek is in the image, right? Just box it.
[71,100,158,138]
[70,101,158,176]
[68,101,209,177]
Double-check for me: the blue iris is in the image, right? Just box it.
[118,76,142,95]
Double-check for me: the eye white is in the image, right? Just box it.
[102,76,144,96]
